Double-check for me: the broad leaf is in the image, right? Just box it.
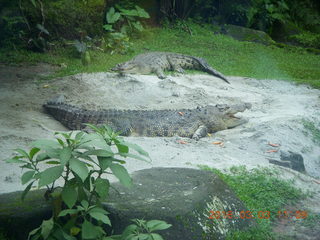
[69,158,89,182]
[22,181,34,200]
[132,21,144,32]
[107,7,121,24]
[89,211,111,226]
[40,218,54,239]
[120,152,150,162]
[120,142,150,158]
[109,163,132,187]
[150,233,164,240]
[83,149,114,157]
[36,152,50,162]
[31,139,60,150]
[61,183,78,208]
[46,148,61,159]
[14,148,29,158]
[103,24,113,31]
[135,5,150,18]
[6,156,27,164]
[29,147,40,159]
[81,220,100,239]
[58,209,79,217]
[21,170,35,185]
[97,156,112,170]
[60,147,72,165]
[38,166,64,187]
[146,220,172,231]
[94,178,109,199]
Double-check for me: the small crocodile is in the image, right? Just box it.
[111,52,230,84]
[43,96,250,140]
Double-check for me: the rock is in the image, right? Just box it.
[217,24,275,45]
[280,151,306,173]
[0,168,255,240]
[105,168,255,240]
[269,151,306,173]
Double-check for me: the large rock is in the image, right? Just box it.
[0,168,255,239]
[217,24,275,45]
[105,168,255,239]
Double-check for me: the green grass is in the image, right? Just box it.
[199,165,306,240]
[0,23,319,88]
[302,119,320,143]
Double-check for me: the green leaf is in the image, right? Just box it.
[38,166,64,187]
[83,149,114,157]
[89,211,111,226]
[150,233,164,240]
[132,21,144,32]
[60,147,72,165]
[116,142,129,154]
[109,163,132,187]
[30,0,36,7]
[36,152,50,162]
[31,139,60,150]
[81,200,89,210]
[97,156,112,170]
[40,218,54,239]
[90,207,109,215]
[28,226,41,240]
[56,138,65,147]
[81,220,100,239]
[69,158,89,182]
[14,148,29,158]
[45,160,60,165]
[94,178,109,199]
[21,170,35,185]
[5,156,27,164]
[121,142,150,158]
[29,147,40,159]
[103,24,113,31]
[135,5,150,18]
[146,220,172,231]
[46,148,61,159]
[58,209,79,217]
[120,153,150,162]
[61,183,78,208]
[22,181,34,200]
[107,7,121,24]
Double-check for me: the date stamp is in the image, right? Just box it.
[208,210,308,220]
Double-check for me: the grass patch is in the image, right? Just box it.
[0,23,319,88]
[199,165,306,239]
[302,119,320,143]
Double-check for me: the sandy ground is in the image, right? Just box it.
[0,63,320,237]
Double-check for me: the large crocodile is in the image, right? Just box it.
[111,52,230,84]
[43,96,250,140]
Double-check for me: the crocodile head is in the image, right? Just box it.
[199,103,251,131]
[112,61,141,74]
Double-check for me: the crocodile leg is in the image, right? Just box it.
[154,68,166,79]
[192,125,208,140]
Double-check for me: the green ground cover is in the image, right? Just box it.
[0,23,319,88]
[199,165,307,239]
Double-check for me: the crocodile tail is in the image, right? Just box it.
[43,96,91,130]
[194,57,230,84]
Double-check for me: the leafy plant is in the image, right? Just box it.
[110,219,172,240]
[5,124,171,240]
[103,5,149,54]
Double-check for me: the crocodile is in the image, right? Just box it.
[111,52,230,84]
[43,96,250,140]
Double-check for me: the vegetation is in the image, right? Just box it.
[1,22,319,88]
[5,125,171,240]
[199,165,306,239]
[302,119,320,144]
